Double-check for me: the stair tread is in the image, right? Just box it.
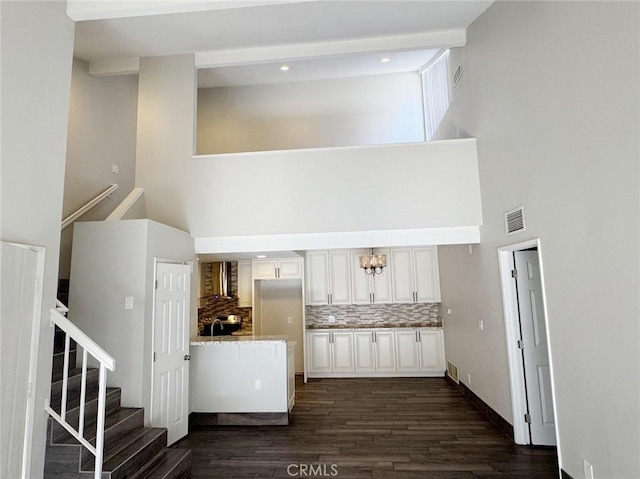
[129,448,191,479]
[101,428,166,471]
[58,407,142,445]
[50,387,121,437]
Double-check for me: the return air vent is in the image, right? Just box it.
[446,360,459,383]
[505,206,526,236]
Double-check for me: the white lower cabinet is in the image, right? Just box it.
[396,329,445,373]
[354,330,396,373]
[308,328,444,378]
[307,330,355,374]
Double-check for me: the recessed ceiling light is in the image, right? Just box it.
[257,255,267,259]
[280,65,290,71]
[380,57,391,63]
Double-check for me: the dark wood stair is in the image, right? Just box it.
[45,327,191,478]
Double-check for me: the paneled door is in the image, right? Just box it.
[515,251,556,446]
[1,242,42,479]
[152,263,191,445]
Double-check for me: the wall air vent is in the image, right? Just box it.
[505,206,526,236]
[446,360,459,383]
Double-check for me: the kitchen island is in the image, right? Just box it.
[190,335,295,425]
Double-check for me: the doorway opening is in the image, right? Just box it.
[498,239,560,454]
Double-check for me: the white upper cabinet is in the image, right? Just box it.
[350,249,391,304]
[237,260,252,308]
[253,258,302,280]
[390,247,440,303]
[306,251,351,305]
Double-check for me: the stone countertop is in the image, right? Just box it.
[306,323,442,330]
[191,335,291,345]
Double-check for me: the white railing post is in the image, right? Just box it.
[94,364,108,479]
[46,307,115,479]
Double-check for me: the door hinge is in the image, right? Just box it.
[524,413,531,424]
[517,339,524,349]
[153,352,156,362]
[511,269,518,279]
[155,280,158,290]
[27,382,33,399]
[35,278,40,294]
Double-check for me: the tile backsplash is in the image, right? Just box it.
[305,303,441,327]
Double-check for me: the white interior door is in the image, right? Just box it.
[515,250,556,446]
[0,242,42,479]
[152,263,191,445]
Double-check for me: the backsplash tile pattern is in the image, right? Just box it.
[305,303,441,328]
[198,262,251,335]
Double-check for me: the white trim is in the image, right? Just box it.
[8,243,46,479]
[89,58,140,77]
[497,239,562,471]
[105,187,144,221]
[195,30,466,69]
[195,227,480,254]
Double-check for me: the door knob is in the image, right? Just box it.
[184,354,191,361]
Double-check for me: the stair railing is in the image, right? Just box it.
[61,184,119,230]
[45,306,116,479]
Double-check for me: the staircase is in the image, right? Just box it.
[44,326,191,479]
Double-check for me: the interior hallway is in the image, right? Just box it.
[175,377,558,478]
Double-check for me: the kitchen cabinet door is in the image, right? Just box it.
[253,260,278,279]
[354,331,376,372]
[418,329,444,372]
[306,252,329,305]
[307,332,332,373]
[390,248,415,303]
[350,249,372,304]
[350,249,392,304]
[374,331,396,372]
[395,330,420,372]
[237,260,252,308]
[414,247,441,302]
[329,251,351,305]
[278,259,302,279]
[331,331,355,373]
[254,258,302,280]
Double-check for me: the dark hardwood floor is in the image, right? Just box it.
[174,377,559,478]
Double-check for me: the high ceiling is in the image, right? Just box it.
[72,0,493,86]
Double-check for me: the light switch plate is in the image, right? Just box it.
[328,315,336,323]
[125,296,134,309]
[254,379,262,390]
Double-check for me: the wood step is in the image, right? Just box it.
[82,428,167,479]
[129,448,191,479]
[49,368,99,412]
[52,349,78,382]
[50,388,122,444]
[77,408,144,465]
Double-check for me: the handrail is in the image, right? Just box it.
[45,306,115,479]
[105,187,144,221]
[61,184,119,230]
[55,299,69,315]
[49,308,115,371]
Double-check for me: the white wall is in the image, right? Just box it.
[69,220,195,422]
[436,2,639,478]
[60,59,139,278]
[135,56,482,251]
[196,73,425,154]
[0,2,74,476]
[136,55,196,233]
[191,139,481,239]
[190,341,288,413]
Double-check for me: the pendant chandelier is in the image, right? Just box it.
[359,249,387,276]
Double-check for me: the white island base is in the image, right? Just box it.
[190,336,295,426]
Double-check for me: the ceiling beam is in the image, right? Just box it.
[67,0,315,22]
